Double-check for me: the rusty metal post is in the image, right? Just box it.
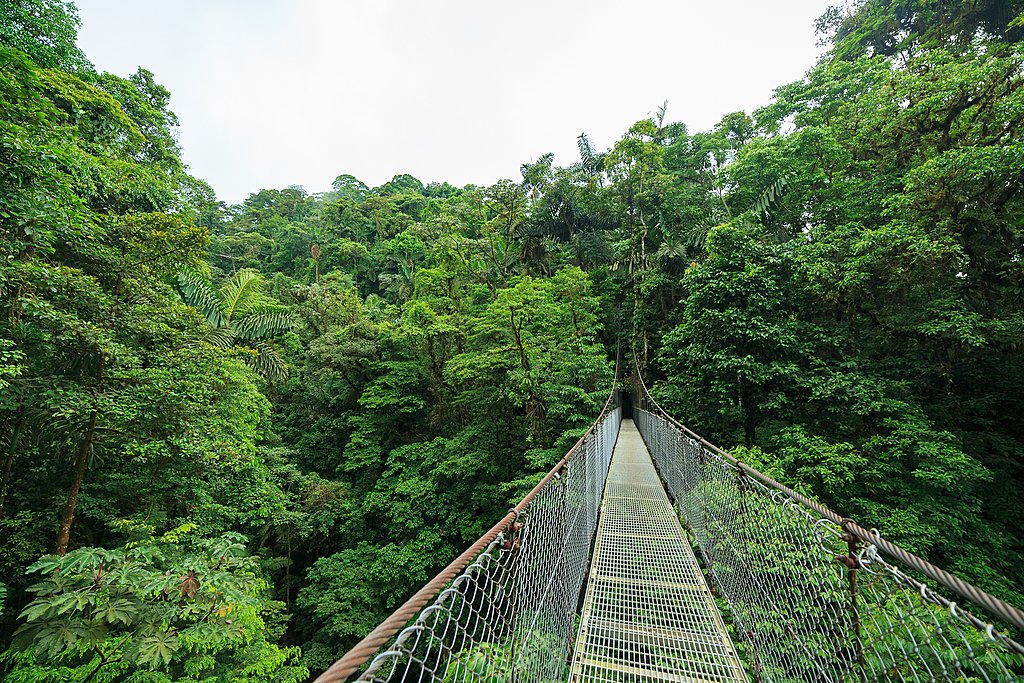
[839,519,865,680]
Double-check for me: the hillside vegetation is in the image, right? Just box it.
[1,0,1022,679]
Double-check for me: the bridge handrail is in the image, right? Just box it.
[634,364,1024,643]
[314,356,621,683]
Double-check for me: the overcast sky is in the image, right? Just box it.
[74,1,835,204]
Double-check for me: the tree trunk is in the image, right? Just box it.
[55,407,97,555]
[56,355,104,555]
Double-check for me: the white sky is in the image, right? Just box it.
[74,1,834,204]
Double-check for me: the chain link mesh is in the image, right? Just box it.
[353,405,623,683]
[634,403,1024,683]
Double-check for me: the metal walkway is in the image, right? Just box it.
[569,419,746,683]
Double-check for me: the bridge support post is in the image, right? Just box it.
[839,519,866,681]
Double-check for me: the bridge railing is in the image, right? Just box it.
[314,376,622,683]
[635,371,1024,682]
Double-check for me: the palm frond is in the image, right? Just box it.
[201,327,236,349]
[232,306,295,341]
[656,100,668,128]
[749,173,792,219]
[219,269,264,322]
[577,133,605,180]
[244,341,289,381]
[675,220,716,250]
[655,241,688,262]
[176,270,226,327]
[578,133,596,171]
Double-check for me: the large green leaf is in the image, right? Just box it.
[177,270,227,327]
[218,268,265,321]
[93,598,138,626]
[136,630,178,668]
[243,341,289,381]
[202,326,236,349]
[232,305,294,341]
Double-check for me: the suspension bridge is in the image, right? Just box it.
[315,367,1024,683]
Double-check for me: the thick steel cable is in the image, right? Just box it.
[633,364,1024,635]
[314,357,621,683]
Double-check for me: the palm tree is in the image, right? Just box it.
[176,269,295,380]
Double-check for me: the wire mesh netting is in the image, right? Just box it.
[351,403,623,683]
[634,396,1024,683]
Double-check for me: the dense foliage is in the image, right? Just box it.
[1,0,1021,679]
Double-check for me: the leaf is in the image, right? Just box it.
[201,326,236,349]
[243,341,289,380]
[25,555,63,575]
[218,268,264,321]
[18,599,56,622]
[53,590,95,615]
[136,630,179,668]
[748,172,791,219]
[231,305,294,340]
[177,270,227,326]
[178,570,200,598]
[95,598,138,625]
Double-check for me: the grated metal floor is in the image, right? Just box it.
[569,420,746,683]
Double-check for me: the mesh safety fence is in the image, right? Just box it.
[635,382,1024,683]
[315,394,622,683]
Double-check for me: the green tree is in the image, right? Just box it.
[3,525,307,682]
[0,0,90,70]
[176,269,295,380]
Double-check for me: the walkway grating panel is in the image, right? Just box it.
[569,419,746,683]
